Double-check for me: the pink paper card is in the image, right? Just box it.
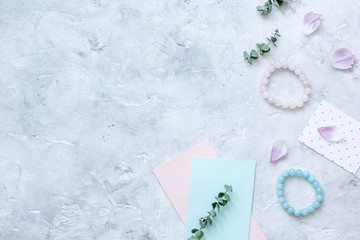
[298,100,360,175]
[153,139,267,240]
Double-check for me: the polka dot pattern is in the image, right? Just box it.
[298,101,360,175]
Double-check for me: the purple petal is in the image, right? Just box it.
[331,48,355,70]
[318,126,344,142]
[303,12,322,35]
[270,140,287,163]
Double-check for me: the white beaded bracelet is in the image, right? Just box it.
[261,62,311,109]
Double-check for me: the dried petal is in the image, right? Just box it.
[318,126,344,142]
[303,12,322,35]
[270,140,287,163]
[331,48,355,70]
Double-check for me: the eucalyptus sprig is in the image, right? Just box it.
[257,0,289,15]
[243,29,280,65]
[188,185,233,240]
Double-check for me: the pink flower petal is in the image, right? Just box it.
[331,48,355,70]
[270,140,287,163]
[303,12,322,35]
[318,126,344,142]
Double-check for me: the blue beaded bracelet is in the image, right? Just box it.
[276,169,323,217]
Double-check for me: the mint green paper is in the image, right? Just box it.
[184,157,256,240]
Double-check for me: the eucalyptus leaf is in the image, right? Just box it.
[224,185,233,192]
[250,50,259,59]
[215,197,223,203]
[219,200,228,206]
[195,231,204,239]
[260,43,270,52]
[191,229,198,233]
[225,194,230,201]
[243,51,250,59]
[209,210,216,217]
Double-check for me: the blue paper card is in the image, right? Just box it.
[184,157,256,240]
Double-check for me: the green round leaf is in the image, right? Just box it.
[260,43,270,52]
[225,194,231,201]
[195,231,204,239]
[243,51,250,59]
[215,197,223,203]
[250,50,259,59]
[224,185,233,192]
[209,210,216,217]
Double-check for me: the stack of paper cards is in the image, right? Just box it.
[299,100,360,175]
[185,157,256,240]
[153,140,266,240]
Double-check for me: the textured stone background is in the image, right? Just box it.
[0,0,360,239]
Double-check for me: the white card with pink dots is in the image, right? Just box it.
[298,100,360,175]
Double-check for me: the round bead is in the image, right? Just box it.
[316,187,323,194]
[262,78,269,85]
[277,190,284,197]
[301,209,308,216]
[268,65,276,72]
[264,71,271,78]
[277,169,323,217]
[263,92,270,99]
[299,75,307,81]
[281,102,289,109]
[261,85,267,92]
[302,80,309,87]
[289,102,296,109]
[313,201,321,209]
[268,97,275,104]
[287,207,294,214]
[295,69,301,75]
[312,181,319,188]
[275,62,282,69]
[275,99,282,107]
[308,175,316,183]
[282,202,289,210]
[303,95,309,102]
[302,171,310,179]
[316,195,323,202]
[307,205,315,213]
[305,88,311,95]
[294,209,301,217]
[282,170,289,177]
[282,62,289,69]
[278,176,285,183]
[289,64,296,71]
[289,169,296,176]
[296,101,304,108]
